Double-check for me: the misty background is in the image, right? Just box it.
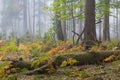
[0,0,119,40]
[0,0,53,39]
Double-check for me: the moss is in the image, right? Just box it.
[76,71,89,78]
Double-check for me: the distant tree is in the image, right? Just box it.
[33,0,36,36]
[23,0,28,34]
[28,0,32,34]
[103,0,110,41]
[1,0,21,39]
[62,0,67,40]
[54,0,65,41]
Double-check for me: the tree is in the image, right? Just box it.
[1,0,21,39]
[84,0,97,42]
[33,0,36,36]
[28,0,32,34]
[54,0,65,41]
[52,0,85,41]
[23,0,28,34]
[62,0,67,40]
[103,0,110,41]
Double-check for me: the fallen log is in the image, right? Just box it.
[10,60,33,70]
[0,59,33,70]
[25,50,120,75]
[1,51,119,75]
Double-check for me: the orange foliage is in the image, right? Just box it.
[103,55,116,62]
[70,45,84,52]
[46,41,86,56]
[46,46,65,55]
[41,40,52,51]
[10,68,17,73]
[0,50,6,60]
[0,40,6,47]
[46,41,71,56]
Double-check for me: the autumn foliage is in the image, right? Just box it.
[0,39,120,79]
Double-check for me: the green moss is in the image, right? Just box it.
[64,69,72,76]
[76,71,89,78]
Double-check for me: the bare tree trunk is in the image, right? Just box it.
[103,0,110,41]
[44,0,46,33]
[84,0,97,42]
[23,0,28,34]
[38,0,42,37]
[71,1,76,45]
[55,17,65,41]
[62,0,67,40]
[28,0,32,35]
[54,0,64,41]
[62,21,67,40]
[99,7,102,41]
[116,6,119,40]
[33,0,35,36]
[99,21,102,41]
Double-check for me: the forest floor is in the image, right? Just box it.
[0,40,120,80]
[8,59,120,80]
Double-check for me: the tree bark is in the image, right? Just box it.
[28,0,32,34]
[103,0,110,41]
[33,0,35,36]
[84,0,97,42]
[23,0,28,34]
[54,0,65,41]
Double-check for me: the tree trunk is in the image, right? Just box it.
[103,0,110,41]
[23,0,28,34]
[98,1,102,41]
[62,21,67,40]
[54,0,65,41]
[55,17,65,41]
[84,0,97,43]
[33,0,36,36]
[71,2,76,45]
[28,0,32,35]
[116,5,119,40]
[38,0,42,37]
[62,0,67,40]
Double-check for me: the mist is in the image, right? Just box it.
[0,0,53,39]
[0,0,119,40]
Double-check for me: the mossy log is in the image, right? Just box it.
[53,50,120,66]
[25,50,120,75]
[10,60,33,70]
[1,50,120,75]
[0,59,33,70]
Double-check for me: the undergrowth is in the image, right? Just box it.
[0,39,120,79]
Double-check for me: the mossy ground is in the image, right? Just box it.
[7,60,119,80]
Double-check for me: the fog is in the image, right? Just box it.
[0,0,119,40]
[0,0,53,39]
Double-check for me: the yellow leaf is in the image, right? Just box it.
[60,60,67,67]
[11,68,17,73]
[103,55,116,62]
